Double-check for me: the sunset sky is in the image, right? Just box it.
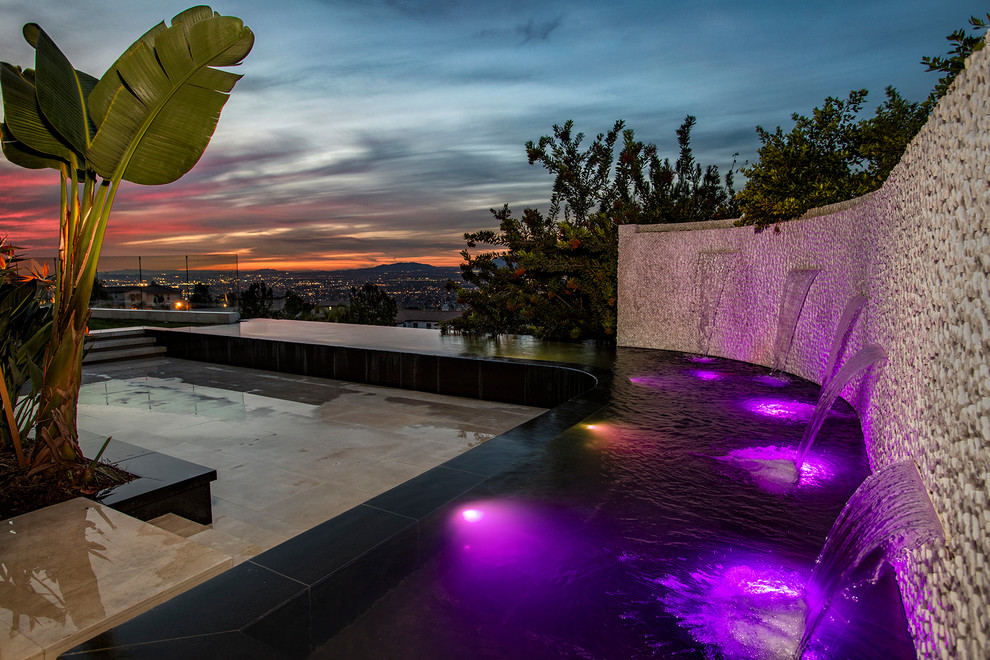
[0,0,985,271]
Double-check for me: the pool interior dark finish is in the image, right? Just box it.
[64,329,914,659]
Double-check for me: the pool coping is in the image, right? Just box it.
[63,330,613,658]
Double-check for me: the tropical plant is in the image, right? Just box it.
[0,239,53,469]
[0,7,252,481]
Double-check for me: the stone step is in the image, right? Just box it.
[0,499,232,660]
[84,336,157,351]
[149,513,266,566]
[86,327,148,339]
[82,345,167,364]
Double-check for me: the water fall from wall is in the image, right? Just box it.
[821,294,868,391]
[794,344,887,474]
[771,269,822,373]
[800,460,945,655]
[695,250,740,356]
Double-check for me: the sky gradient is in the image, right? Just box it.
[0,0,985,270]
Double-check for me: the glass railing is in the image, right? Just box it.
[25,253,239,311]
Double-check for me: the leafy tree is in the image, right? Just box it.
[737,15,987,229]
[239,280,274,319]
[341,283,398,326]
[189,283,213,307]
[0,7,252,482]
[922,13,989,108]
[736,90,872,227]
[449,204,618,340]
[282,289,314,320]
[447,118,737,341]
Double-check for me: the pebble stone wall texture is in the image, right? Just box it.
[617,47,989,659]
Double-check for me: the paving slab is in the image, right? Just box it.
[0,499,231,659]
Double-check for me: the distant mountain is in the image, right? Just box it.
[326,262,460,278]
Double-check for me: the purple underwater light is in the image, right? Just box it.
[743,398,817,422]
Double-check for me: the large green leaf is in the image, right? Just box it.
[87,7,253,185]
[0,63,73,164]
[31,26,98,155]
[0,122,66,170]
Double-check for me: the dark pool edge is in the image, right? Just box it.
[62,331,612,659]
[83,438,217,525]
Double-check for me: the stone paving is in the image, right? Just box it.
[78,357,547,559]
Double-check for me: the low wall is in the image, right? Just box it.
[617,47,989,658]
[90,307,239,324]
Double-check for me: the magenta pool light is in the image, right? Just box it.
[742,398,817,422]
[461,508,485,523]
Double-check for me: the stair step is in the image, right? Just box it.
[87,327,148,339]
[85,336,157,351]
[149,513,265,565]
[82,345,167,364]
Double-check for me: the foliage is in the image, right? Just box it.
[735,88,927,228]
[188,283,213,307]
[239,280,274,319]
[282,289,315,320]
[0,7,252,481]
[736,15,988,229]
[921,13,989,108]
[448,204,618,340]
[0,240,53,469]
[341,283,398,326]
[447,118,737,341]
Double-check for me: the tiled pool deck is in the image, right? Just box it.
[78,357,549,558]
[61,321,614,658]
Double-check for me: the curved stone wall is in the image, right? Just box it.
[617,47,989,658]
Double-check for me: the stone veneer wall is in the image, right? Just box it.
[617,48,989,659]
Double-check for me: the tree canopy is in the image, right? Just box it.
[735,88,928,227]
[447,117,737,341]
[341,283,398,326]
[736,14,987,228]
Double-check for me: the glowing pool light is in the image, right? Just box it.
[658,560,808,660]
[686,355,717,364]
[461,508,485,523]
[690,370,724,381]
[754,373,791,387]
[743,398,817,422]
[716,445,838,492]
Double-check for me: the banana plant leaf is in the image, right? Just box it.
[87,7,254,185]
[0,63,75,165]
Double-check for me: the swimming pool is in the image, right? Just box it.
[312,349,914,659]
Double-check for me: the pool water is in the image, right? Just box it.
[312,350,915,659]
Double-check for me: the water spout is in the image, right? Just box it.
[800,460,944,654]
[794,344,887,473]
[695,250,740,355]
[771,269,822,373]
[821,295,868,391]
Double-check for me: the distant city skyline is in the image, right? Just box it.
[1,0,985,270]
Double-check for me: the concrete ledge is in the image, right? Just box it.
[89,308,239,325]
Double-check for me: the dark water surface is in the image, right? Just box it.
[312,350,915,659]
